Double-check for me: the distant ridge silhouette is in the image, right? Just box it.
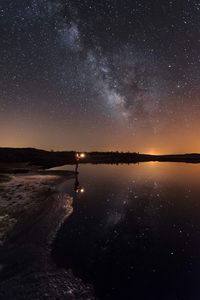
[1,148,200,169]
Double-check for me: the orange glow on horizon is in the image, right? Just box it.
[146,149,162,156]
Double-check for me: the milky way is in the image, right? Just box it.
[1,0,200,153]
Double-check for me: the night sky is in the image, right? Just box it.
[1,0,200,153]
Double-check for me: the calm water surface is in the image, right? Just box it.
[52,163,200,300]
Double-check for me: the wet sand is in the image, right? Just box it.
[0,172,95,299]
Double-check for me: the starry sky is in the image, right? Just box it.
[1,0,200,153]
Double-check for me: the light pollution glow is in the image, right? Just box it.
[1,1,200,154]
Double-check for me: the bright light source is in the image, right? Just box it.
[76,152,86,160]
[147,149,160,155]
[80,188,85,193]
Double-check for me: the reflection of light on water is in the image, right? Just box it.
[147,161,159,166]
[75,187,85,194]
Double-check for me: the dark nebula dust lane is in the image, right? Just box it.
[0,0,200,152]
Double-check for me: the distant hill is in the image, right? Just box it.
[0,148,76,168]
[1,148,200,168]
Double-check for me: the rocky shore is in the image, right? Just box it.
[0,172,95,299]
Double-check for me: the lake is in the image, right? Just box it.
[52,162,200,299]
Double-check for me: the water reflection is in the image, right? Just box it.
[74,165,85,194]
[52,163,200,300]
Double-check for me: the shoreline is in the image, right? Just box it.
[2,148,200,170]
[0,171,95,299]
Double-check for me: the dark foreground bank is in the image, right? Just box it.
[0,172,95,300]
